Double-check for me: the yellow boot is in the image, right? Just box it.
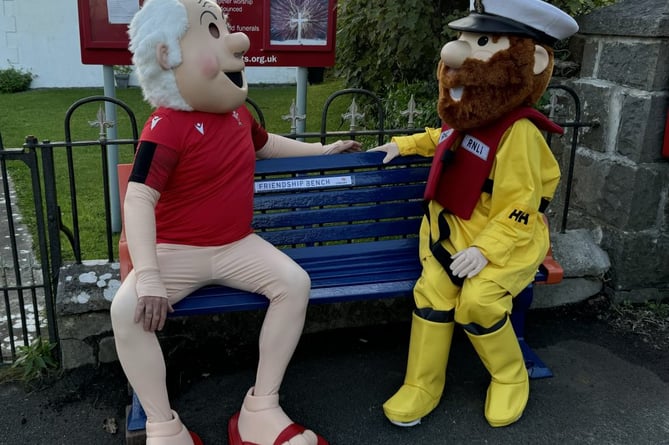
[466,316,529,427]
[383,310,454,426]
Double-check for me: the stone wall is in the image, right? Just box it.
[56,262,418,370]
[563,0,669,302]
[56,262,122,370]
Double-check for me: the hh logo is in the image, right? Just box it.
[508,209,529,225]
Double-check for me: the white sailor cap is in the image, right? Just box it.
[448,0,579,46]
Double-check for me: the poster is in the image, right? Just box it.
[78,0,337,67]
[106,0,139,24]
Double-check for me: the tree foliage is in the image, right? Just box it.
[336,0,615,103]
[336,0,466,95]
[550,0,615,16]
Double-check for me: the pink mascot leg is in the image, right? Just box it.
[111,274,200,445]
[223,235,327,445]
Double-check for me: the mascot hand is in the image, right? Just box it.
[323,140,362,154]
[134,295,174,332]
[450,247,489,278]
[368,142,400,164]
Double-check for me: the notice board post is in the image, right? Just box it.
[77,0,141,232]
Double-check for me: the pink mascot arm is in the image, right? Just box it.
[124,181,166,299]
[256,133,361,159]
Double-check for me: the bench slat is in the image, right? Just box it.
[253,184,427,211]
[259,219,422,246]
[253,152,429,175]
[172,280,420,315]
[253,201,423,229]
[255,165,431,190]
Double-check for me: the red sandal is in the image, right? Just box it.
[189,431,203,445]
[228,411,328,445]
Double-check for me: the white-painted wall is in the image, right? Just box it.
[0,0,296,88]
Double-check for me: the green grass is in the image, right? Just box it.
[0,79,373,261]
[0,80,357,148]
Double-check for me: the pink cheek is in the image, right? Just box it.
[198,55,221,79]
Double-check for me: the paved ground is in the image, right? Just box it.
[0,170,47,359]
[1,301,668,445]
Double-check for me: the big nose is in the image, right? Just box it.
[226,32,250,59]
[440,40,470,69]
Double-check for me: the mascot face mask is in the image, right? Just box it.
[162,0,250,113]
[435,0,578,131]
[437,32,549,131]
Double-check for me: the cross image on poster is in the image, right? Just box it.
[269,0,329,47]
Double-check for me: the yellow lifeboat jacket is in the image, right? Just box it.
[391,108,562,295]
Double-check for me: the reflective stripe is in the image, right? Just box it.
[424,204,464,287]
[461,314,508,335]
[414,307,455,323]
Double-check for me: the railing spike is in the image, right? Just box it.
[281,99,306,134]
[400,94,422,128]
[87,104,115,141]
[341,98,365,132]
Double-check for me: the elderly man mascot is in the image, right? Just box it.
[110,1,359,444]
[370,0,578,429]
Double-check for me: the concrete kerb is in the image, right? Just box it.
[533,228,611,309]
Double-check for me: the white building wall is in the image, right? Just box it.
[0,0,296,88]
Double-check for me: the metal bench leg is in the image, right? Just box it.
[127,390,148,430]
[512,285,553,379]
[125,390,147,445]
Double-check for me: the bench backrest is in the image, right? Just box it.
[119,152,563,284]
[250,152,430,247]
[117,153,431,278]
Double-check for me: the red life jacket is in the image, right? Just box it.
[423,107,563,219]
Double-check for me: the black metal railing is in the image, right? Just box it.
[0,84,594,364]
[0,140,58,364]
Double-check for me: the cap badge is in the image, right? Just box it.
[474,0,485,14]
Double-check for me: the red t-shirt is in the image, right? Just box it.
[129,105,269,246]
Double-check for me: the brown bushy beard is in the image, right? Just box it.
[437,37,553,131]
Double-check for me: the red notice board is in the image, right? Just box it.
[77,0,141,65]
[77,0,338,67]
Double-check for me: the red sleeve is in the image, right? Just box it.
[248,112,268,150]
[129,141,179,194]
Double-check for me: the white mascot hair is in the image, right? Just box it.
[128,0,192,110]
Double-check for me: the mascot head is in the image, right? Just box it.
[437,0,578,130]
[128,0,250,113]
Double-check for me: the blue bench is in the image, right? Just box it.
[118,151,563,437]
